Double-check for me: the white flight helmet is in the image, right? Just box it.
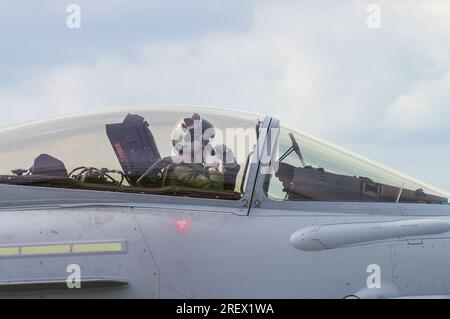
[171,113,216,162]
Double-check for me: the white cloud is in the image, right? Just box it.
[385,72,450,132]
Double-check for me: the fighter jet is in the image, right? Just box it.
[0,106,449,298]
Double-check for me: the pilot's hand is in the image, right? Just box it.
[214,144,237,166]
[204,149,220,172]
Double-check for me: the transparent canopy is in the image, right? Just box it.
[0,106,260,199]
[266,126,450,204]
[0,106,448,204]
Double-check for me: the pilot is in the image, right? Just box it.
[161,113,240,191]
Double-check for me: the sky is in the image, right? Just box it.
[1,0,450,191]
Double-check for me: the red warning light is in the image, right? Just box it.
[172,219,192,235]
